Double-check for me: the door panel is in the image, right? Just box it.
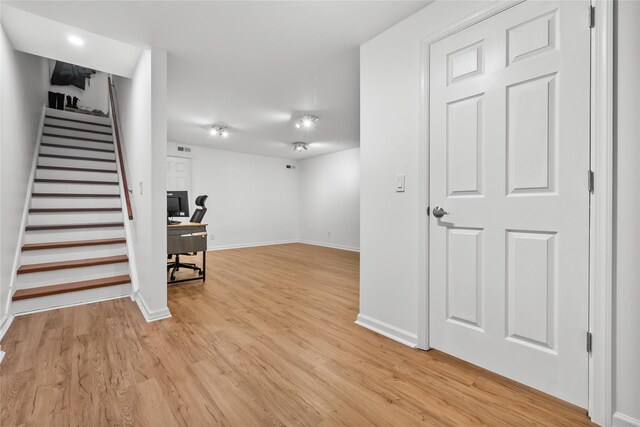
[429,0,590,407]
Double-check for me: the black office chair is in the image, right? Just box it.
[168,195,208,281]
[190,195,208,223]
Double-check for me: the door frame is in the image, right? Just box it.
[416,1,613,424]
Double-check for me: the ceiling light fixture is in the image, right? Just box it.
[295,114,318,130]
[293,142,308,152]
[68,35,84,46]
[210,125,229,138]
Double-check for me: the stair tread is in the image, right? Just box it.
[45,114,111,128]
[44,124,113,136]
[34,179,119,185]
[32,193,120,198]
[29,207,122,213]
[22,237,126,251]
[37,165,117,174]
[17,255,128,274]
[12,274,131,301]
[41,143,114,154]
[43,133,113,144]
[40,153,116,163]
[26,222,124,231]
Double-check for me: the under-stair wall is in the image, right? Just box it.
[8,107,134,314]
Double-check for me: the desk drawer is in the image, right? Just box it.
[168,235,207,254]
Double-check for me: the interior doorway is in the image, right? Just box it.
[426,0,591,408]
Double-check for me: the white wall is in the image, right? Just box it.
[359,0,491,344]
[47,59,110,114]
[167,142,299,249]
[0,24,48,332]
[113,48,169,321]
[298,148,360,251]
[614,1,640,424]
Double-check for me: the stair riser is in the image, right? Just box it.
[11,284,131,315]
[38,156,117,171]
[45,107,112,126]
[30,197,121,209]
[41,135,114,151]
[25,227,125,244]
[27,211,123,225]
[33,182,120,195]
[40,145,116,160]
[43,127,113,142]
[35,168,119,182]
[21,244,128,265]
[44,117,113,135]
[15,262,130,289]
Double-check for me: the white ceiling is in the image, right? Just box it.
[3,1,430,159]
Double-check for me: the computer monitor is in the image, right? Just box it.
[167,191,189,222]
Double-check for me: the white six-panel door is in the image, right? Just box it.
[428,1,590,407]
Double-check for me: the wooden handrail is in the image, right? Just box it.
[107,76,133,220]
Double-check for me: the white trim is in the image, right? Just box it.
[355,313,417,348]
[0,350,5,365]
[0,314,15,342]
[613,413,640,427]
[208,240,299,251]
[298,240,360,253]
[134,292,171,322]
[416,0,524,350]
[589,0,614,425]
[4,105,47,317]
[12,294,129,317]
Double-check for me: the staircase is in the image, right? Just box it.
[11,107,132,312]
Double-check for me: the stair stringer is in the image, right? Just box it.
[4,105,46,318]
[109,102,141,299]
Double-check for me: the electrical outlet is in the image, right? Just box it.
[209,234,215,241]
[327,231,331,237]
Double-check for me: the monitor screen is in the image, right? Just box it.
[167,191,189,217]
[167,196,180,213]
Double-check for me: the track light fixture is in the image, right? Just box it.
[210,125,229,138]
[295,114,318,130]
[293,142,308,152]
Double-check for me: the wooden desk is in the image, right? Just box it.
[167,222,207,284]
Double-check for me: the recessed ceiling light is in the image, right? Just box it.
[295,114,318,130]
[68,35,84,46]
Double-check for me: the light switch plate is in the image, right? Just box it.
[396,174,406,192]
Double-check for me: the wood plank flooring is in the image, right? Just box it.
[0,243,593,426]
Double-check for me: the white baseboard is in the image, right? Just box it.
[208,240,299,251]
[355,313,417,348]
[0,314,15,342]
[299,240,360,252]
[614,412,640,427]
[135,293,171,322]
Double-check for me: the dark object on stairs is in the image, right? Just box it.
[56,93,65,110]
[48,91,57,109]
[72,96,79,109]
[50,61,96,90]
[66,95,73,109]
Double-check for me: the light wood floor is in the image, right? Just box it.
[1,243,593,426]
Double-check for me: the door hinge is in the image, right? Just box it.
[427,206,430,216]
[589,6,595,28]
[588,170,595,193]
[586,331,593,353]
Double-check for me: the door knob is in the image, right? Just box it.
[432,206,449,218]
